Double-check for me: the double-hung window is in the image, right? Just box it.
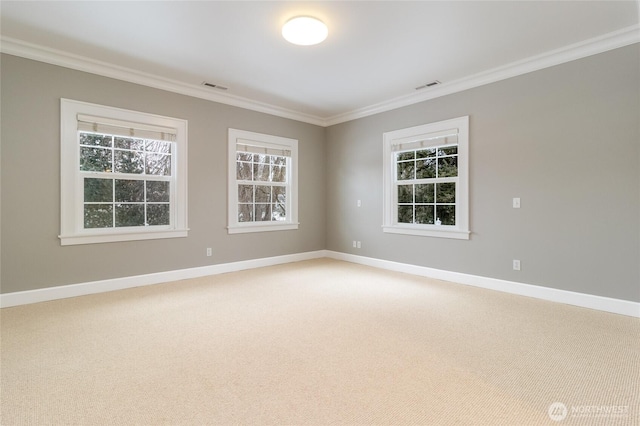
[228,129,298,234]
[383,116,470,240]
[60,99,188,245]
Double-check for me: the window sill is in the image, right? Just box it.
[383,225,470,240]
[228,223,299,234]
[59,228,189,246]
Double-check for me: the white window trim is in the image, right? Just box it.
[228,129,299,234]
[382,116,470,240]
[59,99,188,245]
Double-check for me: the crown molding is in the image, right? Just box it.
[324,24,640,126]
[2,24,639,128]
[0,36,327,127]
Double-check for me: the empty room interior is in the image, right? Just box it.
[1,1,639,425]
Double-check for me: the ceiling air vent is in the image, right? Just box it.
[415,80,441,90]
[202,82,228,91]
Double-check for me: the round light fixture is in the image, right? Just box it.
[282,16,328,46]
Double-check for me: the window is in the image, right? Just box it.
[60,99,188,245]
[383,116,469,240]
[228,129,298,234]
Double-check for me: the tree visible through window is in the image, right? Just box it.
[80,132,172,229]
[382,116,470,240]
[236,152,288,222]
[396,145,458,226]
[60,99,188,245]
[228,129,298,234]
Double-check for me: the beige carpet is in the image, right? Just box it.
[1,258,638,425]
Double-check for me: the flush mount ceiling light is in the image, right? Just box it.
[282,16,328,46]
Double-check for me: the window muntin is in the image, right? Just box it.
[228,129,298,234]
[80,131,172,229]
[60,99,188,245]
[383,116,469,240]
[236,152,289,223]
[395,144,458,226]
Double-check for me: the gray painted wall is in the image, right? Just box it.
[1,54,326,293]
[325,45,640,302]
[2,45,639,303]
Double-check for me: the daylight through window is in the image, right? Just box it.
[383,116,470,240]
[60,99,188,245]
[228,129,298,234]
[236,150,289,223]
[80,132,172,229]
[396,142,458,226]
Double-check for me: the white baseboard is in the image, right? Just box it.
[0,250,327,308]
[325,251,640,318]
[2,249,638,318]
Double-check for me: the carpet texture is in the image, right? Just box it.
[1,258,638,425]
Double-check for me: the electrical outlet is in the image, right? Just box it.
[357,241,361,249]
[513,197,521,208]
[353,241,357,248]
[357,199,361,207]
[206,248,212,257]
[513,259,521,271]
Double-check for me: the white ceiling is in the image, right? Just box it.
[1,1,638,125]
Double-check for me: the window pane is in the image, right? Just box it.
[238,185,254,203]
[416,148,436,158]
[438,146,457,156]
[114,150,144,174]
[114,137,144,151]
[115,204,144,227]
[238,204,253,222]
[146,140,171,154]
[436,205,456,225]
[84,178,113,202]
[146,181,170,203]
[416,158,436,179]
[398,205,413,223]
[253,163,270,181]
[255,185,271,203]
[80,147,112,172]
[397,151,415,161]
[273,186,286,220]
[397,161,415,180]
[415,205,435,224]
[271,166,286,183]
[80,133,112,147]
[84,204,113,228]
[237,152,253,162]
[115,179,144,202]
[255,204,271,221]
[253,154,270,164]
[273,202,286,221]
[147,204,170,226]
[236,161,252,180]
[397,185,413,203]
[146,154,171,176]
[415,183,434,203]
[273,186,286,204]
[437,156,458,177]
[436,183,456,203]
[272,156,286,166]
